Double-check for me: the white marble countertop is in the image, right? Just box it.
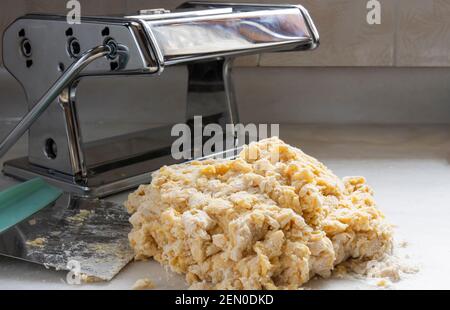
[0,123,449,290]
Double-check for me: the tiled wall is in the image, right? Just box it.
[3,65,450,124]
[1,0,450,67]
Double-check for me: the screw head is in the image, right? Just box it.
[68,38,81,58]
[20,38,32,57]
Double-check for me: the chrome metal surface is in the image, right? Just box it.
[0,45,111,160]
[1,2,319,198]
[2,15,161,174]
[138,8,171,16]
[0,193,134,280]
[128,8,232,20]
[3,158,149,198]
[147,7,317,64]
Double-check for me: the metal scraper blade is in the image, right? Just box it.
[0,193,134,281]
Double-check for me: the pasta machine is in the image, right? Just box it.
[0,1,319,198]
[0,2,319,280]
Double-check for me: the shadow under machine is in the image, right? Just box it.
[0,2,319,279]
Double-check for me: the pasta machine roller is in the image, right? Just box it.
[0,1,319,198]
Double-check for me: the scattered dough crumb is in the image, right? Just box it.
[67,209,93,223]
[132,278,155,290]
[28,219,37,226]
[126,137,394,289]
[26,237,47,247]
[81,274,104,283]
[376,278,390,288]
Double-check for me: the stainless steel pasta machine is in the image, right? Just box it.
[0,1,319,198]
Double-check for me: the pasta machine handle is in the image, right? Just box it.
[0,44,113,159]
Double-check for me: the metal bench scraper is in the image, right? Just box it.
[0,181,133,281]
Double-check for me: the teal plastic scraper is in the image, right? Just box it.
[0,178,62,234]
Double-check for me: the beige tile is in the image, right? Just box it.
[0,0,26,67]
[126,0,183,14]
[234,67,450,124]
[233,55,259,67]
[397,0,450,66]
[80,0,127,15]
[26,0,126,15]
[26,0,67,14]
[260,0,395,67]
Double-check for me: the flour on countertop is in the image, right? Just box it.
[332,240,419,288]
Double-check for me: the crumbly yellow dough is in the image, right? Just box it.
[126,137,392,289]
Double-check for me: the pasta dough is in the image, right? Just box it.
[125,137,392,289]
